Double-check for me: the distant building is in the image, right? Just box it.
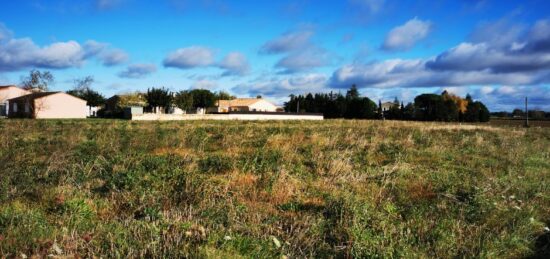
[0,85,31,117]
[8,92,87,119]
[105,94,147,111]
[381,101,398,112]
[210,98,279,113]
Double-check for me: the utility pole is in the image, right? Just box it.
[524,97,529,128]
[297,101,300,113]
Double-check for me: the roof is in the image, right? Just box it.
[0,85,19,89]
[217,98,266,107]
[8,92,86,103]
[8,92,60,101]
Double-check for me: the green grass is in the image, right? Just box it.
[0,119,549,258]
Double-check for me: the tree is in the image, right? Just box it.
[66,76,105,107]
[414,94,443,121]
[215,91,235,100]
[21,70,54,91]
[346,84,360,99]
[189,89,215,108]
[174,90,194,112]
[145,87,173,113]
[465,100,490,122]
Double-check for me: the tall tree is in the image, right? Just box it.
[21,70,54,91]
[174,90,194,112]
[145,87,173,112]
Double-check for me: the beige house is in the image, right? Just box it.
[211,98,281,113]
[8,92,87,119]
[0,85,31,116]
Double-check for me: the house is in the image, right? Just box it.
[381,101,398,112]
[0,85,31,117]
[211,98,280,113]
[8,92,87,119]
[102,94,146,118]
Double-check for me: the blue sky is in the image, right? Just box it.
[0,0,549,111]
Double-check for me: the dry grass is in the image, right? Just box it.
[0,119,548,258]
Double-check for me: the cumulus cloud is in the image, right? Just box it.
[233,73,327,97]
[382,18,432,51]
[99,49,129,66]
[118,63,157,79]
[163,46,215,69]
[0,37,86,71]
[427,19,550,73]
[0,25,129,72]
[83,40,128,66]
[259,30,314,54]
[331,19,550,89]
[218,52,249,76]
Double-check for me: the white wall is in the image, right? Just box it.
[131,113,323,121]
[35,93,87,119]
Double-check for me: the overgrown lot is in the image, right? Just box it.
[0,119,549,258]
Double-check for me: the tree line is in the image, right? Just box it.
[284,85,490,122]
[17,70,491,121]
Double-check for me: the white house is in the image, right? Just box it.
[211,98,280,113]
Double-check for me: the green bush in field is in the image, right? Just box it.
[0,119,549,258]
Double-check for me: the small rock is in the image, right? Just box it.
[224,235,232,241]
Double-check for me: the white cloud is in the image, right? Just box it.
[218,52,250,76]
[382,18,432,51]
[83,40,129,66]
[118,63,157,79]
[99,49,129,66]
[0,37,86,71]
[332,19,550,89]
[163,46,215,69]
[259,30,314,54]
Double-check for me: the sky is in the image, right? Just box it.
[0,0,549,111]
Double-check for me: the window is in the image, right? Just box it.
[25,103,30,113]
[13,103,17,113]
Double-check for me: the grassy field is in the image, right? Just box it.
[0,119,549,258]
